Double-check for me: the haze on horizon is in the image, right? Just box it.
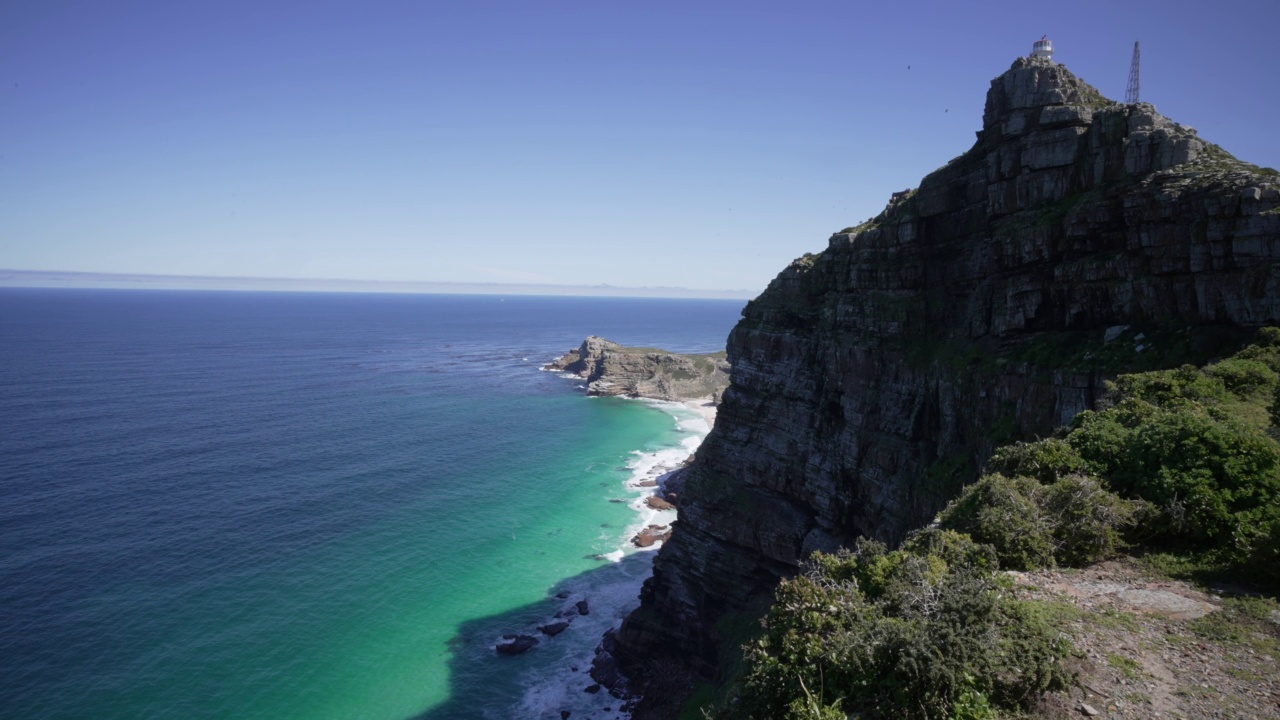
[3,0,1277,296]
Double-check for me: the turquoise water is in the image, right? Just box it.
[0,290,742,719]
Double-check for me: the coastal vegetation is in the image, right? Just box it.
[714,531,1069,720]
[697,329,1280,719]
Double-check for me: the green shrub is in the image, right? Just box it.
[1068,397,1280,544]
[718,537,1069,720]
[1269,383,1280,437]
[1255,326,1280,349]
[901,527,999,572]
[937,474,1055,570]
[1040,474,1139,565]
[939,471,1138,569]
[987,439,1087,484]
[1245,515,1280,591]
[1206,357,1277,396]
[1111,363,1229,406]
[1047,329,1280,587]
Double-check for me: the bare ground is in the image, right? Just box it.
[1009,559,1280,719]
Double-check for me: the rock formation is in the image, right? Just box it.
[545,336,730,403]
[495,634,539,656]
[611,56,1280,714]
[631,525,672,548]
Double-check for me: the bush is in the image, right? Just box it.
[937,474,1055,570]
[1068,395,1280,544]
[901,527,999,572]
[1039,474,1139,565]
[1206,357,1277,396]
[1269,383,1280,437]
[1110,363,1229,406]
[1050,329,1280,587]
[718,537,1069,720]
[1246,517,1280,591]
[938,472,1139,569]
[1255,326,1280,349]
[987,439,1087,485]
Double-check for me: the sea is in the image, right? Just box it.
[0,289,745,720]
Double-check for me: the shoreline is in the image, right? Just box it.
[513,384,714,719]
[681,395,717,431]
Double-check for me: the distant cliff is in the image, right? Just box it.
[611,56,1280,716]
[545,336,730,403]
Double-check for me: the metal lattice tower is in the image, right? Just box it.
[1125,41,1141,104]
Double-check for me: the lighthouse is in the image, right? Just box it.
[1031,36,1054,60]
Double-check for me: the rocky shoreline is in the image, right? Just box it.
[543,336,730,404]
[487,343,725,718]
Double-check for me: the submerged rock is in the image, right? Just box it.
[495,634,539,656]
[538,621,570,637]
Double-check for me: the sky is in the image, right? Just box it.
[3,0,1278,295]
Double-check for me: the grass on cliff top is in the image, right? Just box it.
[1195,140,1280,177]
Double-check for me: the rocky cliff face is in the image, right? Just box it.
[545,335,730,402]
[612,56,1280,708]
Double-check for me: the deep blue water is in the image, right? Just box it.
[0,289,744,720]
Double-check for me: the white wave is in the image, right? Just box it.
[512,556,657,719]
[510,398,709,719]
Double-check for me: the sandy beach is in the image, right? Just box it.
[682,396,718,430]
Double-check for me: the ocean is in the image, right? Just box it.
[0,289,745,720]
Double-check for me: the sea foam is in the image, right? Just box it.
[512,400,708,719]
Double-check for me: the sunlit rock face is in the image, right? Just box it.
[611,56,1280,713]
[544,336,730,402]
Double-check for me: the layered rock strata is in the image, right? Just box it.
[545,336,731,403]
[613,56,1280,712]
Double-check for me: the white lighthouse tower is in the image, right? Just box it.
[1031,36,1054,60]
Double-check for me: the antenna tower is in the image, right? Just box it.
[1125,41,1141,104]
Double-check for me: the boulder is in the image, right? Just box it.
[538,621,570,637]
[495,634,539,656]
[631,524,673,548]
[644,496,675,511]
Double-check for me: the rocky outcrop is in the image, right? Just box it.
[545,336,730,402]
[643,497,675,511]
[538,621,570,637]
[495,634,539,656]
[631,525,672,548]
[614,56,1280,711]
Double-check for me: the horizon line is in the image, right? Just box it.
[0,268,761,300]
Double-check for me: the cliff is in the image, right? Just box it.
[545,336,730,403]
[612,56,1280,712]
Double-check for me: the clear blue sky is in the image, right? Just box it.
[3,0,1277,293]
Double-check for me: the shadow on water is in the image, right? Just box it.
[411,553,655,720]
